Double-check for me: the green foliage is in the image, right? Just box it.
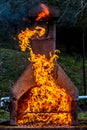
[58,52,86,95]
[78,112,87,121]
[0,108,9,121]
[0,48,29,97]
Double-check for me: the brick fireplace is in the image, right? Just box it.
[10,3,78,126]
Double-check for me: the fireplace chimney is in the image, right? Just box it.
[10,3,78,126]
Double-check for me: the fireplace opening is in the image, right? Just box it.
[17,85,73,126]
[10,3,78,126]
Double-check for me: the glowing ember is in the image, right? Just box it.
[17,24,72,126]
[36,3,50,21]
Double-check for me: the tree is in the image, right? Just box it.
[46,0,87,27]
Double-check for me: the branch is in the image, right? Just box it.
[57,0,71,23]
[75,2,87,18]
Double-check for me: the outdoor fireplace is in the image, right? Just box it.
[10,3,78,126]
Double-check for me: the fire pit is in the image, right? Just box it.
[10,3,78,127]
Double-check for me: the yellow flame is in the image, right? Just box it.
[29,51,59,86]
[18,26,46,51]
[17,25,72,126]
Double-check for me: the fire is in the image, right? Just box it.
[17,85,72,126]
[36,3,50,21]
[18,26,46,51]
[17,25,72,126]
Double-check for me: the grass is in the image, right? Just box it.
[78,112,87,121]
[0,48,29,97]
[0,109,9,121]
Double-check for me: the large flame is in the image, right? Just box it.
[36,3,50,21]
[17,25,72,126]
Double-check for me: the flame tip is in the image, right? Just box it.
[36,2,50,21]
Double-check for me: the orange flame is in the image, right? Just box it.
[36,3,50,21]
[17,25,72,126]
[18,26,45,51]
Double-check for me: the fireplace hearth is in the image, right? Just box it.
[10,3,78,126]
